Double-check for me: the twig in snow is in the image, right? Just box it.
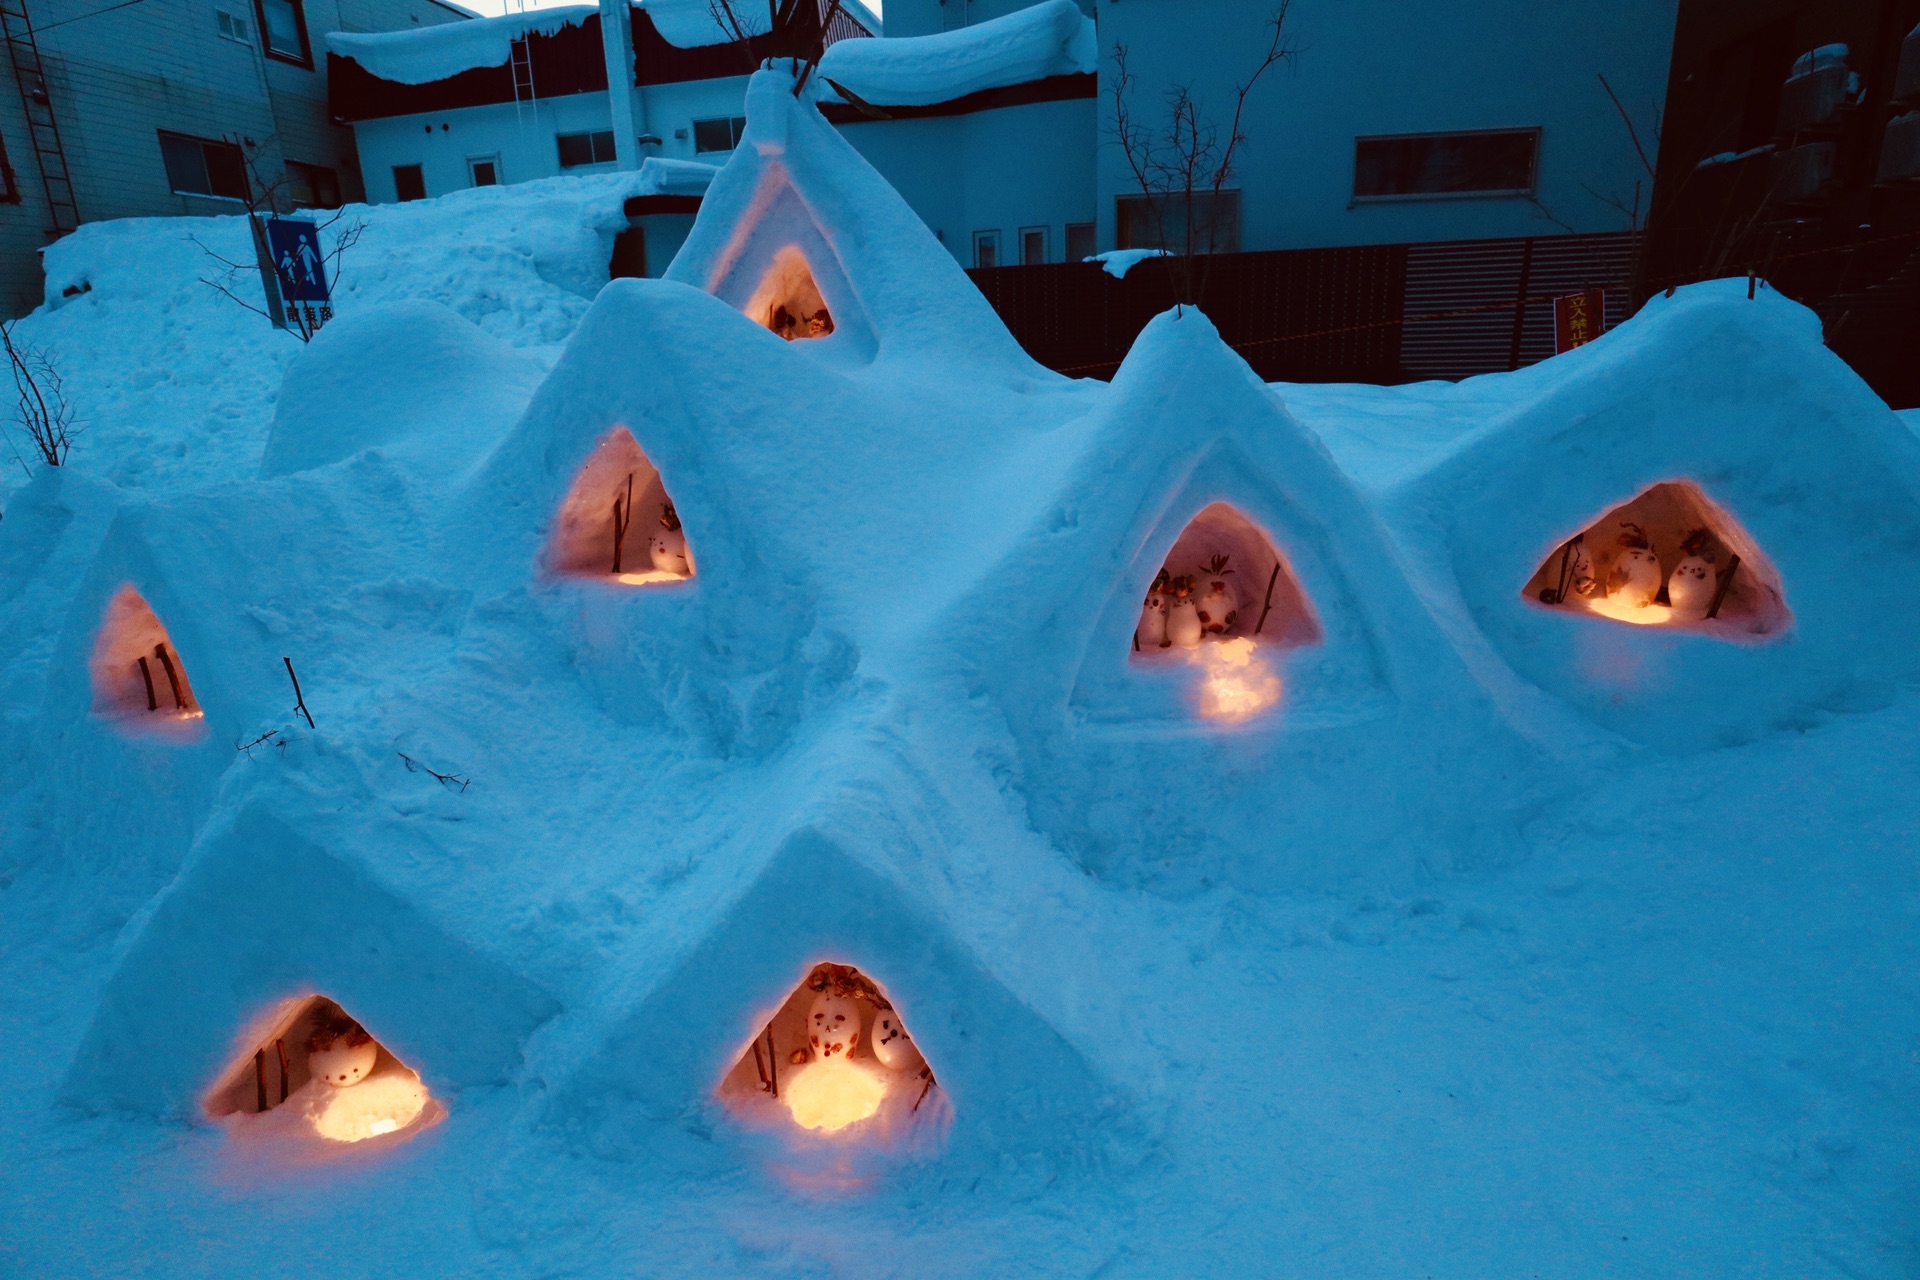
[398,752,471,792]
[283,656,315,728]
[236,728,279,756]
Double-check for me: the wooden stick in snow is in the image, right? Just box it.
[276,1037,290,1104]
[154,644,185,709]
[137,656,157,711]
[1706,554,1741,619]
[284,657,315,728]
[611,473,633,575]
[1254,563,1282,635]
[254,1049,267,1113]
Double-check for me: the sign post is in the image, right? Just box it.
[263,217,332,335]
[1553,288,1605,354]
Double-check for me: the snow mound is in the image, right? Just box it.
[819,0,1094,106]
[263,301,545,478]
[327,6,597,85]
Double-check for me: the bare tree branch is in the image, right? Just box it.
[0,319,79,472]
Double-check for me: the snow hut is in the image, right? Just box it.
[205,995,434,1146]
[547,426,694,584]
[717,961,938,1141]
[1522,480,1789,634]
[1385,280,1920,751]
[90,584,202,730]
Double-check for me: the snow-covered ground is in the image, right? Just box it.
[3,71,1918,1280]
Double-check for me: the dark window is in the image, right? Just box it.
[556,130,616,168]
[469,157,499,186]
[286,160,340,209]
[1020,226,1048,265]
[392,163,426,202]
[158,131,249,200]
[1064,221,1095,262]
[1115,190,1241,253]
[693,116,747,154]
[972,230,999,268]
[253,0,311,66]
[1352,130,1539,199]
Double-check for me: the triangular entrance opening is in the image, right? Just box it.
[745,245,835,341]
[1523,480,1790,635]
[204,995,434,1145]
[547,426,694,585]
[718,962,940,1140]
[1130,503,1320,721]
[91,585,203,730]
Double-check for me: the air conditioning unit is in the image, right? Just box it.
[1879,111,1920,182]
[1770,141,1836,202]
[1779,44,1856,133]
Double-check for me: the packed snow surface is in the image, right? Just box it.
[818,0,1093,105]
[4,69,1920,1280]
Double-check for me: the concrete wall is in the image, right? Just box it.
[836,97,1096,265]
[1093,0,1679,253]
[0,0,464,315]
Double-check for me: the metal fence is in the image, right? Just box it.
[965,231,1641,385]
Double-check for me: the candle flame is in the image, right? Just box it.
[1189,637,1281,722]
[311,1071,429,1143]
[782,1058,888,1133]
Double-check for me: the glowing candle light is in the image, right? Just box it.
[782,1058,888,1133]
[310,1071,429,1144]
[1189,637,1281,722]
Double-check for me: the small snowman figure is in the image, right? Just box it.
[649,501,690,577]
[871,1008,925,1074]
[1136,569,1170,650]
[1606,521,1663,609]
[807,991,861,1059]
[307,1009,378,1088]
[1165,576,1204,649]
[1666,527,1717,620]
[1193,554,1237,637]
[1569,536,1600,598]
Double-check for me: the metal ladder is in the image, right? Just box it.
[508,32,538,133]
[0,0,78,235]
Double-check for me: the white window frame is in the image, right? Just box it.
[215,6,251,44]
[972,229,1001,269]
[468,154,502,187]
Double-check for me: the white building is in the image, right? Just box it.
[328,1,878,205]
[0,0,467,313]
[334,0,1677,273]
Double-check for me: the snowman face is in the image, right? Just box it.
[309,1037,379,1088]
[1624,548,1659,571]
[1672,559,1710,586]
[807,993,860,1059]
[870,1010,924,1072]
[1144,590,1164,610]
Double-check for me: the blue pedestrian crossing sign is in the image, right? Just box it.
[265,217,330,304]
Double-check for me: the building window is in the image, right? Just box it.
[692,116,747,154]
[1064,221,1095,262]
[972,230,1000,268]
[253,0,311,66]
[284,160,339,208]
[556,130,617,168]
[215,7,250,43]
[1115,190,1241,254]
[1019,226,1048,265]
[392,163,426,202]
[158,131,249,201]
[469,155,501,187]
[1352,129,1540,200]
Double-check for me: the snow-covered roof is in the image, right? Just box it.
[818,0,1094,107]
[642,0,880,48]
[326,5,596,86]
